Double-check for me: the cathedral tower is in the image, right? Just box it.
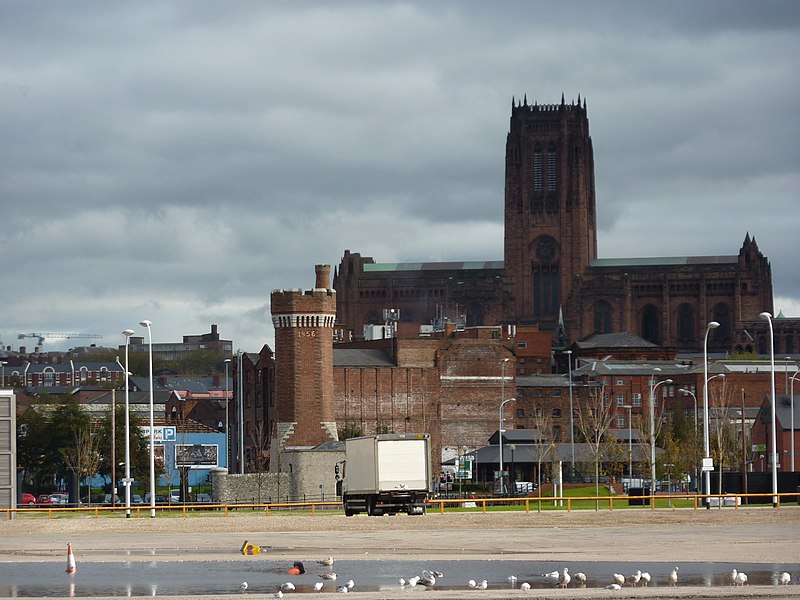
[271,264,338,448]
[503,94,597,332]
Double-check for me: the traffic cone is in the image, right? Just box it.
[65,543,77,574]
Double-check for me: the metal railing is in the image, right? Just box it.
[4,492,797,520]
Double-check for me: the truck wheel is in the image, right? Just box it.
[344,508,356,517]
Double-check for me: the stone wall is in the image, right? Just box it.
[211,447,345,504]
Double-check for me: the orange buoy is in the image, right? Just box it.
[65,543,77,574]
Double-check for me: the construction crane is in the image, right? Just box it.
[18,332,103,347]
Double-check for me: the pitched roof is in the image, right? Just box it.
[333,348,394,367]
[576,331,657,349]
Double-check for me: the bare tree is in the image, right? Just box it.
[635,386,671,490]
[530,407,556,512]
[709,378,738,502]
[247,422,271,503]
[575,381,615,509]
[61,425,102,503]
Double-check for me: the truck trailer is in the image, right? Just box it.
[337,433,431,516]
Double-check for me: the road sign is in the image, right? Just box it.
[701,457,714,472]
[147,426,177,442]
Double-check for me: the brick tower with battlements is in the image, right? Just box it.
[271,264,338,449]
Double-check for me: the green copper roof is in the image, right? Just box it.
[364,260,504,272]
[591,255,737,267]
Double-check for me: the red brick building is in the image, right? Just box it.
[333,96,775,355]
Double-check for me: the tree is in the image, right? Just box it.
[60,425,102,502]
[709,378,740,500]
[247,422,272,503]
[575,381,615,509]
[337,422,364,440]
[530,407,556,511]
[95,401,154,496]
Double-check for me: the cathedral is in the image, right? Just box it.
[333,95,774,355]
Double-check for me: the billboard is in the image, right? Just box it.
[175,444,218,468]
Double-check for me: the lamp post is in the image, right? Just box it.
[703,321,720,507]
[121,330,135,517]
[789,370,799,473]
[679,388,699,491]
[139,319,156,518]
[619,404,633,486]
[224,358,231,470]
[760,312,779,506]
[498,396,516,496]
[649,373,673,493]
[565,350,575,472]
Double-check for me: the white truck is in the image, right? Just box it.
[336,433,431,517]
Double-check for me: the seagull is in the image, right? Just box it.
[640,572,651,587]
[627,570,641,587]
[239,582,248,593]
[335,585,349,593]
[399,578,406,586]
[780,571,791,585]
[507,575,518,583]
[317,557,334,567]
[557,568,571,589]
[406,576,419,588]
[430,570,444,578]
[419,570,436,587]
[605,583,622,590]
[732,569,748,586]
[280,582,295,592]
[668,567,679,587]
[574,572,587,586]
[313,581,324,592]
[543,570,560,579]
[477,579,488,590]
[346,580,355,590]
[520,582,531,591]
[320,572,337,581]
[467,579,477,589]
[273,592,283,599]
[612,573,625,587]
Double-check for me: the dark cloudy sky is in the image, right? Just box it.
[1,1,798,354]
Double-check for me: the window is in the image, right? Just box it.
[552,408,562,418]
[547,143,557,191]
[534,407,542,417]
[517,341,527,349]
[532,389,543,397]
[553,426,562,441]
[552,389,561,397]
[516,408,525,418]
[632,393,642,407]
[616,379,625,386]
[533,145,543,191]
[615,393,626,406]
[616,415,627,428]
[594,301,613,334]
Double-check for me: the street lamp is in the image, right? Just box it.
[224,358,231,470]
[790,370,799,472]
[703,321,720,507]
[619,404,633,487]
[760,312,779,506]
[139,319,156,518]
[679,388,699,492]
[121,329,135,517]
[498,396,516,496]
[649,373,673,493]
[565,350,575,472]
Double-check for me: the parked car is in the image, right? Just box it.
[195,493,212,503]
[50,493,70,506]
[132,494,144,505]
[19,493,36,506]
[36,494,53,505]
[103,494,122,506]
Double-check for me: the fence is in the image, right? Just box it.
[3,490,798,520]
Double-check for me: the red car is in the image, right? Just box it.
[36,494,53,505]
[19,493,36,506]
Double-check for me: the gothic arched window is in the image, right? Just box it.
[641,304,660,344]
[711,303,732,348]
[677,303,695,343]
[593,301,612,333]
[547,143,557,191]
[533,144,543,192]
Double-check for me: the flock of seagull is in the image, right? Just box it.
[237,558,793,595]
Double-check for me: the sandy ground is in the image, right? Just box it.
[2,506,799,599]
